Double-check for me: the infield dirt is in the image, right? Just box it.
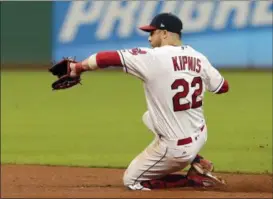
[1,165,272,198]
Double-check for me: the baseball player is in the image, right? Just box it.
[50,13,229,190]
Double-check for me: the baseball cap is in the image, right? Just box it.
[139,13,183,34]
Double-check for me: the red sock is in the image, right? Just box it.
[192,154,204,164]
[141,174,194,189]
[195,154,204,160]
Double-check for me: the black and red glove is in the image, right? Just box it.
[49,58,81,90]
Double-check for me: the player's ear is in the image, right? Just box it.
[163,30,168,39]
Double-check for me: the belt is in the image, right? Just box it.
[177,125,205,146]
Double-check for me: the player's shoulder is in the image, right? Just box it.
[185,45,208,60]
[120,47,152,55]
[151,45,205,56]
[186,46,215,72]
[148,46,180,56]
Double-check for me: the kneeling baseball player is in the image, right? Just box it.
[50,13,229,190]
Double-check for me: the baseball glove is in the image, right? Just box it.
[49,58,81,90]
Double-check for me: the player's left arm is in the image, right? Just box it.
[69,48,153,81]
[69,51,123,76]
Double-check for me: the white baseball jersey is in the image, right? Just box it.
[117,45,224,140]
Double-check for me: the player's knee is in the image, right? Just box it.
[123,169,136,187]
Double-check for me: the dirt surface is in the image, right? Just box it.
[1,164,272,198]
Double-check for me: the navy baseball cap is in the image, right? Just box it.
[139,13,183,34]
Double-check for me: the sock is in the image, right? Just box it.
[194,154,204,162]
[141,174,194,189]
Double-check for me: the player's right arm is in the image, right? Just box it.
[202,57,229,94]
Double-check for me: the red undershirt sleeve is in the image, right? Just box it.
[96,51,123,68]
[216,80,229,94]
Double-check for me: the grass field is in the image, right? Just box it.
[1,70,272,173]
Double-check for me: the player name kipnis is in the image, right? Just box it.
[172,56,201,73]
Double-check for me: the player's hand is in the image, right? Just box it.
[69,63,79,77]
[49,58,82,90]
[69,62,88,77]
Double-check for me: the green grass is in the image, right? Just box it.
[1,70,272,173]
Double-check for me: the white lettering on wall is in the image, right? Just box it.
[178,1,215,32]
[57,1,272,43]
[96,1,141,40]
[252,1,273,26]
[136,1,158,36]
[59,1,104,43]
[161,1,178,13]
[213,1,251,29]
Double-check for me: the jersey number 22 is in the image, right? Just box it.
[171,77,203,112]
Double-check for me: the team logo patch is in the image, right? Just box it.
[128,48,147,55]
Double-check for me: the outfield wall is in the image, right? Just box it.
[53,1,272,68]
[1,2,52,65]
[0,1,272,68]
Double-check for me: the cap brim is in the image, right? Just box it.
[139,25,157,32]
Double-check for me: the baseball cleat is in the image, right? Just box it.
[187,165,226,187]
[187,174,225,187]
[127,182,151,191]
[203,171,226,186]
[190,173,226,187]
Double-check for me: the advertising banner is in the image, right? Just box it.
[53,1,272,68]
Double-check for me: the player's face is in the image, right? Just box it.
[148,30,162,48]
